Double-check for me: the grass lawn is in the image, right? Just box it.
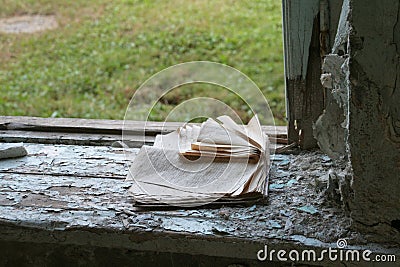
[0,0,285,124]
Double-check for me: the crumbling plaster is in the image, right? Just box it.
[316,0,400,244]
[348,0,400,243]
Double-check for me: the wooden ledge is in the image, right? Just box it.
[0,116,287,137]
[0,116,288,148]
[0,117,398,266]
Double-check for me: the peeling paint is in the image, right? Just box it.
[347,0,400,244]
[0,141,398,262]
[314,0,400,244]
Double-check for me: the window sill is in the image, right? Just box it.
[0,116,398,266]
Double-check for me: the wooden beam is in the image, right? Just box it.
[0,130,154,147]
[282,0,325,148]
[0,116,286,138]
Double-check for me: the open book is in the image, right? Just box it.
[126,115,270,207]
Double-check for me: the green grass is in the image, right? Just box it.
[0,0,286,124]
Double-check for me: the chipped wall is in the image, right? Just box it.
[347,0,400,243]
[315,0,350,159]
[315,0,400,243]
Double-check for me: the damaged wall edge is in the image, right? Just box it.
[314,0,350,160]
[313,0,400,244]
[347,0,400,244]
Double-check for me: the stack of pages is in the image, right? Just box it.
[126,115,270,207]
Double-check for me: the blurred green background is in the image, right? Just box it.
[0,0,285,124]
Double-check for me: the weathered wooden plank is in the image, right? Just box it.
[328,0,344,49]
[283,0,326,148]
[1,220,397,267]
[0,173,133,211]
[0,130,155,147]
[0,116,182,135]
[0,116,287,138]
[0,131,287,149]
[0,143,136,179]
[282,0,320,80]
[0,145,352,240]
[1,147,398,262]
[0,143,295,182]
